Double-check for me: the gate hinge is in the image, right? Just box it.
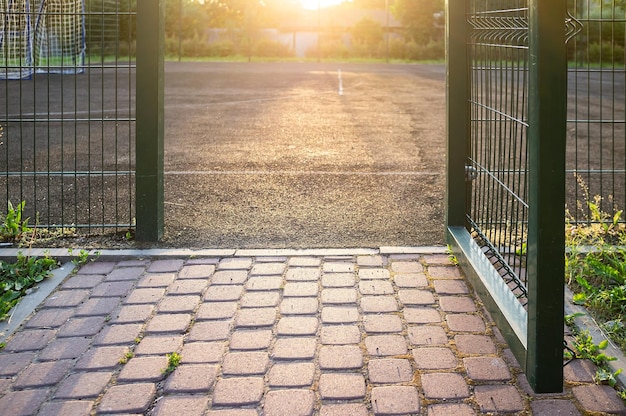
[465,165,478,181]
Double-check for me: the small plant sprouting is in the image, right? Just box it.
[0,201,31,243]
[69,249,101,266]
[119,351,134,365]
[162,352,182,375]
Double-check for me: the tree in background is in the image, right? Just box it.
[392,0,443,43]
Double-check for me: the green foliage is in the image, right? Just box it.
[0,252,58,321]
[163,352,182,375]
[0,201,31,243]
[68,248,101,266]
[352,17,383,46]
[119,351,134,364]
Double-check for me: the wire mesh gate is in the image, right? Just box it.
[0,0,136,236]
[446,0,568,393]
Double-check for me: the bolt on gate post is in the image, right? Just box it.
[136,0,165,241]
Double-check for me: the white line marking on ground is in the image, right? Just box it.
[164,170,441,176]
[338,69,344,96]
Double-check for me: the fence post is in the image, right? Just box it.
[135,0,165,241]
[445,0,469,229]
[526,0,567,393]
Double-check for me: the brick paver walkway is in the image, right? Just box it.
[0,249,625,415]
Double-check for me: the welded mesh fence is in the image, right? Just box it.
[0,0,136,235]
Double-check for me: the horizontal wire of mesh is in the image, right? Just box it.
[566,0,626,227]
[1,0,136,235]
[467,0,530,304]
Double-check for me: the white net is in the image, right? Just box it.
[0,0,84,79]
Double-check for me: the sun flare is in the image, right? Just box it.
[299,0,348,10]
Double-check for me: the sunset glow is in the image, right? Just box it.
[299,0,348,10]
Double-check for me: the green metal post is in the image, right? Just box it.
[526,0,567,393]
[445,0,469,229]
[135,0,165,241]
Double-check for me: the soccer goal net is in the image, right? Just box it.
[1,0,85,79]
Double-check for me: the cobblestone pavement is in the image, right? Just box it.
[0,249,625,415]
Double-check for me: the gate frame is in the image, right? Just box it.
[446,0,566,393]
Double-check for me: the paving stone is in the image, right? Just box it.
[74,346,131,370]
[360,296,398,313]
[398,289,435,305]
[283,282,319,297]
[91,280,135,297]
[118,259,150,267]
[371,386,420,415]
[38,336,92,361]
[211,270,248,285]
[163,364,219,393]
[363,314,403,333]
[137,273,176,287]
[157,295,200,313]
[78,261,116,274]
[152,395,209,416]
[43,289,89,308]
[196,301,238,320]
[61,274,104,289]
[3,329,57,351]
[206,410,258,416]
[74,297,121,316]
[167,279,208,295]
[187,320,233,341]
[285,268,321,281]
[445,313,486,332]
[181,341,225,363]
[421,373,470,399]
[147,259,185,273]
[229,329,273,350]
[113,304,155,323]
[427,403,476,416]
[428,266,462,279]
[92,323,143,346]
[320,325,361,344]
[277,316,318,335]
[145,313,191,334]
[14,360,73,388]
[134,335,184,355]
[0,352,36,376]
[218,257,253,270]
[412,347,457,369]
[222,351,269,375]
[124,288,166,304]
[321,306,359,323]
[358,268,390,280]
[391,261,424,273]
[235,307,277,327]
[280,297,319,315]
[319,404,369,416]
[563,359,596,383]
[288,257,322,267]
[473,385,525,413]
[321,272,356,287]
[365,335,408,357]
[38,400,95,416]
[393,273,429,287]
[117,356,168,382]
[464,357,511,381]
[357,255,385,267]
[319,373,366,400]
[432,280,469,295]
[323,262,355,273]
[571,385,626,414]
[212,377,264,406]
[408,325,448,345]
[204,285,244,301]
[104,266,145,281]
[24,308,73,328]
[439,296,477,312]
[530,399,581,415]
[250,262,286,275]
[54,371,113,399]
[358,280,394,295]
[272,337,317,360]
[454,334,497,354]
[368,358,413,383]
[179,264,215,278]
[268,362,316,387]
[240,291,281,307]
[263,389,315,416]
[403,308,442,323]
[0,388,50,416]
[319,345,363,370]
[246,275,283,290]
[97,382,156,414]
[57,316,107,337]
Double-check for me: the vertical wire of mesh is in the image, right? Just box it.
[467,0,530,304]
